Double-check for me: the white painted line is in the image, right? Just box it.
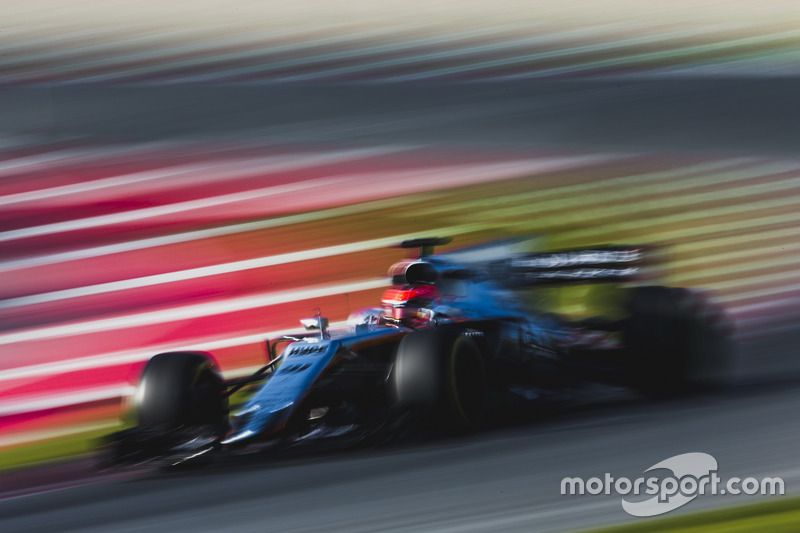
[413,158,757,217]
[0,156,275,206]
[0,142,177,178]
[0,171,376,241]
[730,295,800,318]
[0,196,408,272]
[0,279,387,347]
[0,147,418,242]
[676,225,800,254]
[0,385,132,417]
[673,256,800,288]
[718,284,800,305]
[0,153,611,248]
[0,145,407,208]
[0,224,484,309]
[548,188,800,245]
[0,161,221,206]
[0,320,368,414]
[460,161,800,223]
[674,241,800,271]
[0,321,349,383]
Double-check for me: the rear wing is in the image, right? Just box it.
[488,245,661,286]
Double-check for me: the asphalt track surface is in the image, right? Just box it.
[1,337,800,533]
[1,79,799,532]
[3,79,800,155]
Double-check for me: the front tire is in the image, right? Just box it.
[393,328,488,431]
[135,351,228,433]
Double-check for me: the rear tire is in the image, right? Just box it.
[393,328,488,431]
[623,286,734,396]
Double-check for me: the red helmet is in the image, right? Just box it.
[381,284,440,327]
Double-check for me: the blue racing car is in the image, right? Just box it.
[100,237,733,467]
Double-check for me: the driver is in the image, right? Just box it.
[381,284,441,328]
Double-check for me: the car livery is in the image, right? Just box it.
[100,236,733,467]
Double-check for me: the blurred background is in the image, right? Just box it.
[1,1,799,531]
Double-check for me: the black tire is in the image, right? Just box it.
[135,351,228,431]
[623,286,734,396]
[393,328,488,431]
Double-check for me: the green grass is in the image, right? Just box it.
[0,391,254,474]
[586,496,800,533]
[0,424,119,474]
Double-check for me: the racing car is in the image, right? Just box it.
[100,237,733,467]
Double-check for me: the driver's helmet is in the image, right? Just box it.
[381,284,440,328]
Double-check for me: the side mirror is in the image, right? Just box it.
[300,317,329,338]
[300,317,329,330]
